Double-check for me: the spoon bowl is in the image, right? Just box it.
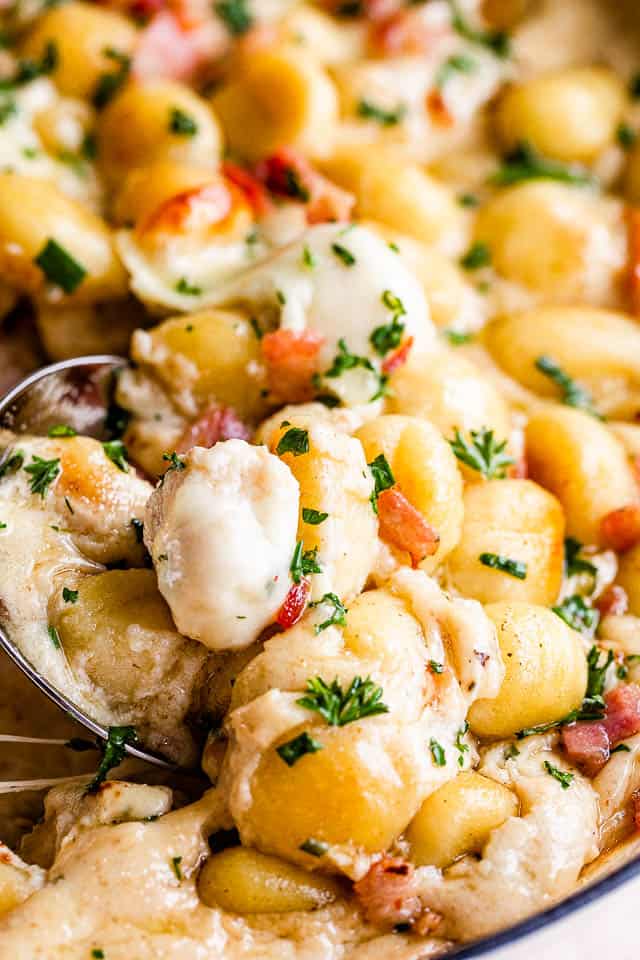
[0,356,175,771]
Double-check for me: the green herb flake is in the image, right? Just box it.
[612,743,631,754]
[215,0,253,33]
[86,725,137,793]
[458,192,479,208]
[34,239,86,293]
[357,99,406,127]
[290,541,322,584]
[91,951,105,959]
[310,592,348,633]
[490,141,595,187]
[504,743,520,760]
[276,731,323,766]
[25,455,60,498]
[48,625,61,649]
[249,316,263,339]
[175,277,202,296]
[169,107,198,137]
[92,48,130,109]
[302,244,317,269]
[0,96,17,126]
[449,427,514,480]
[162,451,186,480]
[170,856,183,881]
[459,242,491,271]
[435,53,476,89]
[454,722,469,768]
[617,123,637,150]
[299,838,328,857]
[0,522,6,530]
[331,242,356,267]
[62,587,79,604]
[552,595,599,634]
[564,537,597,581]
[48,423,77,437]
[302,507,328,525]
[2,41,58,88]
[430,738,446,766]
[428,660,444,674]
[103,440,129,473]
[479,552,527,580]
[448,0,510,57]
[543,760,574,790]
[370,315,405,356]
[535,355,600,418]
[0,449,24,480]
[276,427,310,457]
[367,452,395,513]
[297,675,389,727]
[324,338,373,379]
[276,289,287,305]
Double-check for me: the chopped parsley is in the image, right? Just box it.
[454,722,469,768]
[103,440,129,473]
[367,453,395,513]
[535,355,600,418]
[162,451,186,479]
[0,450,24,480]
[370,289,406,356]
[458,192,479,208]
[302,507,328,525]
[1,41,58,88]
[490,141,595,187]
[47,424,76,437]
[564,537,597,582]
[429,660,444,674]
[276,289,286,306]
[0,522,6,530]
[299,838,328,857]
[175,277,202,295]
[92,48,130,109]
[324,338,372,378]
[435,53,476,88]
[170,856,183,881]
[215,0,253,33]
[91,951,105,959]
[357,99,406,127]
[479,552,527,579]
[552,595,599,634]
[302,245,317,269]
[0,96,16,126]
[281,166,310,202]
[504,743,520,760]
[611,743,631,754]
[169,107,198,136]
[276,731,323,766]
[543,760,574,790]
[34,239,86,293]
[585,645,613,701]
[447,0,510,57]
[86,725,137,793]
[297,675,389,727]
[48,625,61,649]
[331,242,356,267]
[459,242,491,270]
[443,329,473,345]
[276,427,309,457]
[249,316,263,339]
[290,541,322,584]
[62,587,78,604]
[617,123,637,150]
[430,738,446,766]
[448,427,514,480]
[310,593,348,633]
[25,455,60,497]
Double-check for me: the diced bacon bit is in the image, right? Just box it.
[132,10,226,83]
[425,88,455,128]
[382,336,414,375]
[632,788,640,832]
[261,329,324,403]
[222,162,272,218]
[600,504,640,553]
[176,405,250,453]
[276,577,311,629]
[255,149,355,225]
[354,857,422,929]
[140,179,246,235]
[377,486,439,568]
[562,683,640,775]
[128,0,165,21]
[626,207,640,318]
[595,584,629,618]
[368,10,449,57]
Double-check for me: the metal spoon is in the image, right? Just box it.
[0,356,174,771]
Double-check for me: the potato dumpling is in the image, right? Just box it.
[473,181,623,302]
[111,161,217,228]
[387,349,511,445]
[495,68,625,162]
[525,406,637,545]
[212,47,338,161]
[406,771,518,868]
[447,479,564,606]
[0,173,127,302]
[485,307,640,418]
[129,308,265,421]
[468,603,587,739]
[268,418,376,602]
[0,858,41,915]
[322,148,464,252]
[245,722,420,865]
[198,847,341,914]
[355,414,463,571]
[97,81,222,187]
[20,1,136,100]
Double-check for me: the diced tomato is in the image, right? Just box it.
[561,722,610,776]
[133,10,225,82]
[425,88,455,127]
[255,149,355,224]
[600,504,640,553]
[369,10,449,57]
[382,336,414,375]
[222,162,272,217]
[176,405,250,453]
[276,578,311,629]
[595,585,629,618]
[354,857,423,929]
[261,329,324,403]
[626,207,640,318]
[377,485,439,567]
